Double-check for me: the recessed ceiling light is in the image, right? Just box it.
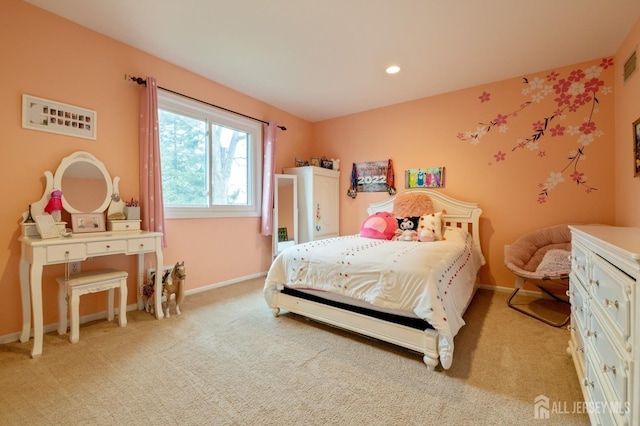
[386,65,401,74]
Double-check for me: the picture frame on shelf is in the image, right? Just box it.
[71,213,105,233]
[310,157,321,167]
[295,158,309,167]
[320,158,333,169]
[22,94,97,140]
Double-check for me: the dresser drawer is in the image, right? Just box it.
[569,314,586,376]
[127,237,156,253]
[86,240,127,255]
[590,255,633,342]
[569,273,588,326]
[46,244,86,263]
[571,241,589,291]
[584,359,619,426]
[587,312,631,407]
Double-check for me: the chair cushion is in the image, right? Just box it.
[535,249,571,276]
[504,224,573,273]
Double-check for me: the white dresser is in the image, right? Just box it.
[283,166,340,243]
[568,225,640,425]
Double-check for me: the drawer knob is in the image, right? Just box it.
[603,365,616,376]
[105,245,111,249]
[604,298,619,309]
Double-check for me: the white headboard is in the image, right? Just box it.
[367,188,485,264]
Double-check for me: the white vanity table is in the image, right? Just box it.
[19,151,164,358]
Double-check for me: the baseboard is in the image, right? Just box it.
[479,283,556,299]
[185,271,267,295]
[0,271,268,345]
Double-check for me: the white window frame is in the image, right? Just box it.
[158,89,262,219]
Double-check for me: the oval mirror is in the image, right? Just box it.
[53,151,113,214]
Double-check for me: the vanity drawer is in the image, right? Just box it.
[586,312,630,406]
[46,244,86,263]
[590,255,633,342]
[86,240,127,255]
[107,220,141,232]
[571,241,589,291]
[127,238,156,253]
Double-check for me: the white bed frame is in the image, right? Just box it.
[269,188,485,370]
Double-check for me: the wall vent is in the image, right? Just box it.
[623,49,637,83]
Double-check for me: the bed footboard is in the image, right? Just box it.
[267,285,441,370]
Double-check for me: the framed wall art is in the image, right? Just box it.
[405,167,445,188]
[22,94,97,140]
[355,160,389,192]
[71,213,105,233]
[634,117,640,177]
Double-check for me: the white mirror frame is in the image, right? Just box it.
[53,151,113,214]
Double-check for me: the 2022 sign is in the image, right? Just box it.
[355,161,389,192]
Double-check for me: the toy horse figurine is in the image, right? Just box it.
[162,261,186,317]
[142,261,186,317]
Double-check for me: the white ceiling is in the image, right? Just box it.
[25,0,640,122]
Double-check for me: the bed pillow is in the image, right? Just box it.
[396,216,420,232]
[360,212,398,240]
[418,211,445,241]
[535,249,571,276]
[392,192,434,217]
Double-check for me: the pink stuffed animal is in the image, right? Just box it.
[360,212,398,240]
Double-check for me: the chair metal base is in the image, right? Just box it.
[507,287,570,327]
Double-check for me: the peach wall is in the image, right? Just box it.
[614,17,640,225]
[0,0,311,337]
[313,58,617,288]
[1,0,635,341]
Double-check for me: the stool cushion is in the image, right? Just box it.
[61,269,128,286]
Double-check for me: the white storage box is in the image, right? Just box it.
[21,222,67,238]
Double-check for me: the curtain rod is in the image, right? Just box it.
[125,74,287,131]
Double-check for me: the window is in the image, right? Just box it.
[157,90,262,218]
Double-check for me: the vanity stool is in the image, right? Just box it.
[57,269,128,343]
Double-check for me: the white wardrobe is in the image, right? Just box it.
[283,166,340,243]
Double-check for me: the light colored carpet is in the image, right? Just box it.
[0,278,588,425]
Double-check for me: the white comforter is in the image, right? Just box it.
[264,226,484,369]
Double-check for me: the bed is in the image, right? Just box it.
[264,188,485,370]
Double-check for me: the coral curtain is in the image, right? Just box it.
[260,121,278,236]
[139,76,167,247]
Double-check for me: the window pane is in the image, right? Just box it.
[158,109,208,206]
[157,88,262,218]
[211,124,249,205]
